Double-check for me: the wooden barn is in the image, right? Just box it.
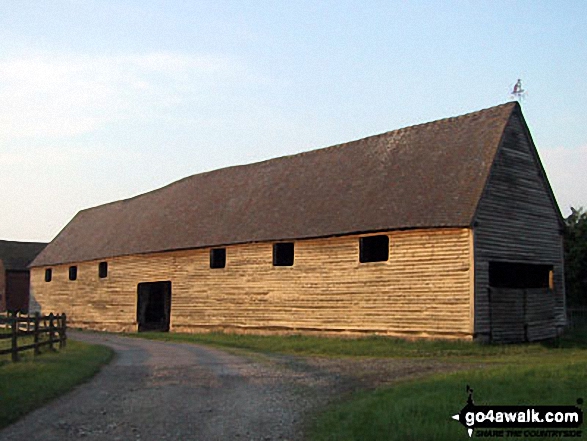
[0,240,47,313]
[29,102,565,342]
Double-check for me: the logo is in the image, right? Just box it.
[452,386,583,438]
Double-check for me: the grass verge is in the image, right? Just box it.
[0,341,113,429]
[310,358,586,440]
[310,327,587,441]
[123,330,580,360]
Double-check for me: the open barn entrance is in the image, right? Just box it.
[137,281,171,332]
[488,262,555,343]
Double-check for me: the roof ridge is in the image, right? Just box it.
[260,101,519,160]
[79,101,519,213]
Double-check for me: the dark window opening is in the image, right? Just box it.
[69,266,77,281]
[137,281,172,332]
[45,268,52,282]
[273,242,294,266]
[99,262,108,278]
[210,248,226,269]
[489,262,553,289]
[359,235,389,263]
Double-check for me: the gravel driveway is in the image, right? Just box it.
[0,331,465,441]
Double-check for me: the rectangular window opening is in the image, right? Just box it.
[489,262,553,289]
[69,266,77,281]
[273,242,294,266]
[359,235,389,263]
[45,268,52,282]
[99,261,108,278]
[210,248,226,269]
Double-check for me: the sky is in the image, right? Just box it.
[1,0,586,242]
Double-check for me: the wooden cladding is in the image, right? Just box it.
[30,228,474,339]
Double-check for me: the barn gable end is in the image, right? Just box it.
[473,108,565,342]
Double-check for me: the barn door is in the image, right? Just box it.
[489,288,556,343]
[137,281,172,332]
[488,262,555,343]
[489,288,525,343]
[525,288,555,341]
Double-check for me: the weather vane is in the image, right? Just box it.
[510,79,527,101]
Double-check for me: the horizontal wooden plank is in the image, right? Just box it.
[31,228,474,339]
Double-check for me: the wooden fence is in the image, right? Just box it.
[0,312,67,362]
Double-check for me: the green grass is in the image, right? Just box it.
[310,360,586,441]
[0,341,113,429]
[309,327,587,441]
[124,330,573,360]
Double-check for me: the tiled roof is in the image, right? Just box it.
[31,102,519,267]
[0,240,47,271]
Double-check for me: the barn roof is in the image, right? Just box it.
[0,240,47,271]
[32,102,522,267]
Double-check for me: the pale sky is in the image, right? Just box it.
[1,1,586,242]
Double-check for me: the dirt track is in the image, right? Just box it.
[0,331,463,441]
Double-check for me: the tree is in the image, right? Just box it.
[564,207,587,307]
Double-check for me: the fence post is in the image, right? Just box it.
[58,314,63,349]
[11,311,19,362]
[49,313,55,351]
[34,312,40,356]
[61,313,67,348]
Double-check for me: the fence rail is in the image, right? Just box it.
[0,312,67,362]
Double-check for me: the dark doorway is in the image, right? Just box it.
[489,262,552,289]
[488,262,555,343]
[5,270,30,313]
[137,281,171,332]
